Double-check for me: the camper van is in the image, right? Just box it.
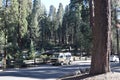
[51,52,73,65]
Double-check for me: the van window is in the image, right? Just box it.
[66,55,71,57]
[59,55,63,58]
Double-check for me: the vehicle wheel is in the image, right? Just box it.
[68,61,72,65]
[61,62,64,66]
[115,59,118,62]
[52,63,55,66]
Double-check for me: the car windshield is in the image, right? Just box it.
[110,55,119,59]
[66,55,71,57]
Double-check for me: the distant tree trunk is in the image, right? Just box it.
[58,33,60,44]
[74,22,77,51]
[90,0,111,75]
[54,31,57,44]
[62,23,67,44]
[3,0,9,70]
[89,0,94,28]
[17,1,22,51]
[59,27,62,44]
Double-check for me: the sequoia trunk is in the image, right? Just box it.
[90,0,111,75]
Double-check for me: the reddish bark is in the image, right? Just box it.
[90,0,111,75]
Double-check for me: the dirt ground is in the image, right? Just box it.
[60,72,120,80]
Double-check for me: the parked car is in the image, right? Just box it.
[51,52,73,65]
[110,55,119,62]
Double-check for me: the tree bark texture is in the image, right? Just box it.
[90,0,111,75]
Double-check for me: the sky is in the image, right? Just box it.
[41,0,70,12]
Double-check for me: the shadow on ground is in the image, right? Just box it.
[0,64,90,79]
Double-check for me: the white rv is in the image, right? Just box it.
[51,52,73,65]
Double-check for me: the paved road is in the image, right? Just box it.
[0,60,119,80]
[0,60,90,80]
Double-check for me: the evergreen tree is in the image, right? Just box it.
[40,12,51,49]
[0,0,4,46]
[48,5,57,44]
[111,0,120,55]
[30,0,45,50]
[80,0,92,54]
[2,0,9,70]
[7,0,19,58]
[62,5,69,44]
[56,3,64,44]
[17,0,28,51]
[68,0,82,50]
[26,0,32,15]
[0,0,2,8]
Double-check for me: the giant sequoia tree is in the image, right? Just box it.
[90,0,111,75]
